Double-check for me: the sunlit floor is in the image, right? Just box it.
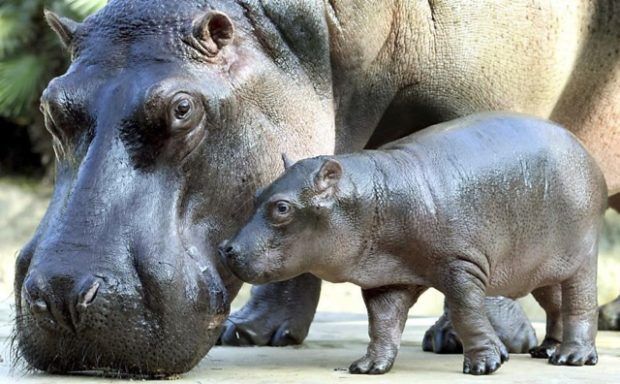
[1,308,619,384]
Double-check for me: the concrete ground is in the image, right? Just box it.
[0,308,619,384]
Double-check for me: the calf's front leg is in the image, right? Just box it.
[349,285,426,374]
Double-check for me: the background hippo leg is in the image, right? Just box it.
[219,273,321,346]
[550,252,598,366]
[599,194,620,331]
[423,296,537,354]
[349,285,427,375]
[529,285,563,358]
[599,295,620,330]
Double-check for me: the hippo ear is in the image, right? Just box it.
[193,11,235,56]
[281,153,296,170]
[314,158,342,193]
[44,10,80,48]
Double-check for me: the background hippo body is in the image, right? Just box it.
[15,0,620,376]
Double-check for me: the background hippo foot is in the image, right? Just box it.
[348,353,395,375]
[529,337,561,358]
[598,295,620,330]
[423,296,537,354]
[422,311,463,353]
[218,274,321,346]
[548,343,598,366]
[462,338,509,375]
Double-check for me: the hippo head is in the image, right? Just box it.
[221,157,350,285]
[14,0,334,377]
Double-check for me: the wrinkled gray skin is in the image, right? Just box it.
[222,113,608,375]
[16,0,619,377]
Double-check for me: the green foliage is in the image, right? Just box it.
[0,0,106,120]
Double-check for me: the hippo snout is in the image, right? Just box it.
[22,272,101,332]
[14,243,230,376]
[218,240,262,283]
[218,240,237,260]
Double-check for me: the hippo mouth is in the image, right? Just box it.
[12,240,232,378]
[13,284,228,378]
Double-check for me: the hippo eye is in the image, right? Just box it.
[276,201,291,215]
[173,97,193,120]
[168,93,203,133]
[270,200,294,225]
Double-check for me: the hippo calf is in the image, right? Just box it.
[221,113,607,375]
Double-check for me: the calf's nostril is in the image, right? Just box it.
[218,241,236,258]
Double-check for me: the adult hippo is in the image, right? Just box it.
[15,0,619,377]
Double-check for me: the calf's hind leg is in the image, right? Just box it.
[349,285,427,374]
[550,255,598,366]
[443,272,509,375]
[529,285,563,358]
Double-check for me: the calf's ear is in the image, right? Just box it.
[281,153,296,170]
[193,11,235,56]
[314,158,342,193]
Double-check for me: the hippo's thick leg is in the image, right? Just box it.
[599,295,620,330]
[550,256,598,366]
[529,285,563,358]
[219,273,321,346]
[349,285,427,375]
[599,194,620,331]
[442,272,509,375]
[423,296,537,354]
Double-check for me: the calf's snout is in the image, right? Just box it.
[218,239,241,258]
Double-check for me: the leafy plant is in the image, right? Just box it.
[0,0,106,172]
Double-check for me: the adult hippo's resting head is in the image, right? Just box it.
[14,0,334,377]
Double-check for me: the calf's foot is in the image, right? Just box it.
[350,285,425,375]
[551,250,598,366]
[529,337,561,358]
[349,353,396,375]
[549,343,598,366]
[463,337,509,375]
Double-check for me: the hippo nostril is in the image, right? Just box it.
[77,280,100,310]
[218,241,236,259]
[30,298,48,314]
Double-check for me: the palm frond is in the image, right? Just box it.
[64,0,107,19]
[0,54,46,118]
[0,7,36,58]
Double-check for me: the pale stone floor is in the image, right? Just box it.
[0,307,619,384]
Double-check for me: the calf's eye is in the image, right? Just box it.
[276,201,290,214]
[269,200,294,226]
